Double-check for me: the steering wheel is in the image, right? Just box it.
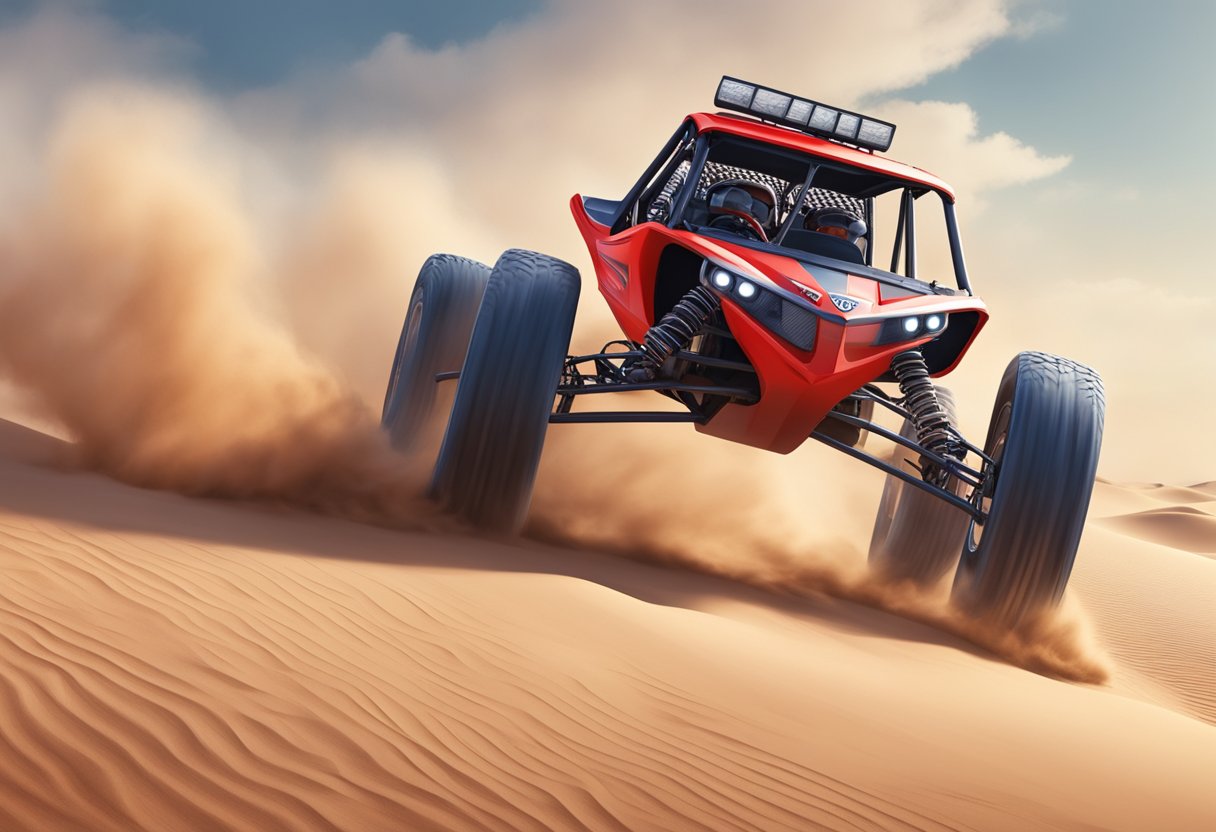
[708,212,769,242]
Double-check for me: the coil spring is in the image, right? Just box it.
[890,350,962,467]
[630,285,720,380]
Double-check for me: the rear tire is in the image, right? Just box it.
[381,255,490,453]
[868,387,970,584]
[952,352,1105,625]
[430,249,581,533]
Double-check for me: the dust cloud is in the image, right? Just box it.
[530,424,1111,684]
[0,87,433,525]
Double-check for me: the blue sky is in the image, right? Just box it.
[909,0,1215,190]
[2,0,544,87]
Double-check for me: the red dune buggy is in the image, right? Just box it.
[383,77,1105,625]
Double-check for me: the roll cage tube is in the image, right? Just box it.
[863,197,875,268]
[890,189,907,274]
[635,133,697,227]
[772,162,820,246]
[771,162,878,267]
[943,200,972,294]
[610,120,697,235]
[885,187,974,293]
[886,188,919,279]
[616,123,974,293]
[666,132,711,230]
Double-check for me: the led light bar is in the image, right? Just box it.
[714,76,896,153]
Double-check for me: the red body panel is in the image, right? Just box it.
[569,117,988,455]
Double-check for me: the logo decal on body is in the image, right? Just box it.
[788,279,822,304]
[830,293,861,313]
[602,255,629,290]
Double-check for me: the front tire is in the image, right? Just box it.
[952,352,1105,625]
[382,254,490,453]
[868,387,970,584]
[430,249,581,533]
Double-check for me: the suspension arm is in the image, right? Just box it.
[564,349,756,374]
[845,387,994,465]
[810,429,986,521]
[556,380,758,401]
[550,411,706,424]
[822,411,986,488]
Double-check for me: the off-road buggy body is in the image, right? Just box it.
[571,109,987,455]
[383,77,1105,627]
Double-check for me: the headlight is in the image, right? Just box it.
[700,262,818,351]
[875,312,950,345]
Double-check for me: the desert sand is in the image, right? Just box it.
[0,416,1214,831]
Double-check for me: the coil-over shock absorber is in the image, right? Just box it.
[890,349,964,479]
[625,285,720,382]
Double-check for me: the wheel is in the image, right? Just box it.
[430,249,581,533]
[952,352,1105,625]
[381,254,490,453]
[868,387,970,584]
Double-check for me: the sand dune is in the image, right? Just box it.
[1070,525,1216,729]
[1092,477,1216,555]
[1097,506,1216,555]
[1093,477,1215,515]
[1,418,1214,831]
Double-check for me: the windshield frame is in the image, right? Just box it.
[661,129,973,293]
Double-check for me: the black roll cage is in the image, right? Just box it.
[610,120,973,294]
[610,121,697,235]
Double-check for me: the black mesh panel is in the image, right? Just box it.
[737,290,817,352]
[802,186,864,215]
[778,299,818,350]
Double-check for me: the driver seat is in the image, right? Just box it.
[704,179,777,241]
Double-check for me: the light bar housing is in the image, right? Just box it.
[874,313,949,345]
[715,76,896,153]
[700,261,819,352]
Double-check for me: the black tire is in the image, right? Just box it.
[952,351,1105,625]
[381,254,490,453]
[868,387,971,584]
[430,249,581,533]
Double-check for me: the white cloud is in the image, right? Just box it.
[871,99,1071,208]
[1004,0,1066,39]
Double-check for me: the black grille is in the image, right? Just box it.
[779,299,818,350]
[745,290,817,351]
[750,289,780,319]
